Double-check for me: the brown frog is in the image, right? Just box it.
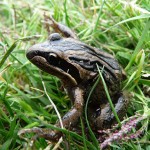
[21,16,128,141]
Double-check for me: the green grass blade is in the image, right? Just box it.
[1,85,14,117]
[104,14,150,33]
[97,64,121,126]
[80,118,87,150]
[85,76,100,150]
[0,42,17,68]
[125,19,150,71]
[64,0,70,27]
[93,0,105,33]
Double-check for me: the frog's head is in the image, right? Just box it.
[26,33,97,87]
[27,33,126,87]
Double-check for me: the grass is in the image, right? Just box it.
[0,0,150,149]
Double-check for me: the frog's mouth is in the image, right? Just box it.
[27,51,82,85]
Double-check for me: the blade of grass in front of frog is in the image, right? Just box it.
[41,75,65,148]
[40,72,64,129]
[96,64,121,127]
[85,76,101,150]
[80,117,87,150]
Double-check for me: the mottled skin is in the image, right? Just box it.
[20,16,128,141]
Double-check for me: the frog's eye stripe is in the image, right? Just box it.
[46,56,82,83]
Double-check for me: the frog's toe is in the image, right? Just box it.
[18,127,62,142]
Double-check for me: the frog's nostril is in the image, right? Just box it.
[26,50,38,59]
[26,51,34,59]
[48,33,62,41]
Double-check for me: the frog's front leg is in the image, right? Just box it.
[94,92,128,129]
[19,87,84,141]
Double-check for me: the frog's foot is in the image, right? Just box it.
[44,15,77,39]
[18,127,62,142]
[94,92,128,129]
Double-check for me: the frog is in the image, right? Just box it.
[20,16,128,142]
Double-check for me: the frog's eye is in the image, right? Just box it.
[47,53,58,66]
[48,53,58,65]
[49,53,57,58]
[48,33,62,41]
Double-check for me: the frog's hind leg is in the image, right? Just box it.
[94,92,128,129]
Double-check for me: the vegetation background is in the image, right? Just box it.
[0,0,150,149]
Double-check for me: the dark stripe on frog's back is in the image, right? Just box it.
[83,44,121,71]
[67,46,121,80]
